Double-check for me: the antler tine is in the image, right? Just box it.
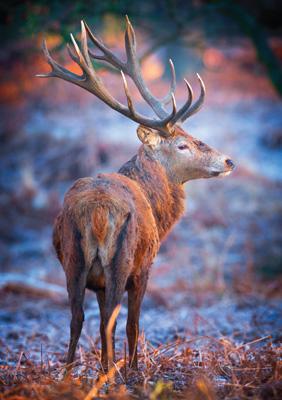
[124,16,168,119]
[171,93,177,116]
[121,69,177,136]
[86,16,177,123]
[179,74,206,122]
[84,20,126,71]
[79,21,104,84]
[170,79,193,124]
[67,43,80,64]
[36,39,85,83]
[157,93,177,135]
[120,70,136,116]
[85,16,177,134]
[70,33,85,66]
[161,59,177,105]
[80,20,94,68]
[37,34,129,115]
[124,15,136,65]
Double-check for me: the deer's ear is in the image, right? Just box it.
[137,125,162,147]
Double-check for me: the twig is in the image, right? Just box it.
[113,361,125,384]
[14,351,23,377]
[40,343,43,373]
[124,340,127,383]
[236,335,271,350]
[46,352,51,376]
[106,304,121,372]
[84,359,124,400]
[92,345,105,374]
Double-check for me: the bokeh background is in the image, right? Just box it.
[0,1,281,398]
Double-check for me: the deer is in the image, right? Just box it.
[37,16,235,371]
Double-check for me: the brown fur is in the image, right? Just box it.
[53,125,233,371]
[53,145,185,369]
[91,205,109,246]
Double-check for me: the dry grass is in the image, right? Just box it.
[1,330,281,399]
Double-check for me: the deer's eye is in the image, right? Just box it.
[178,144,188,150]
[195,140,207,150]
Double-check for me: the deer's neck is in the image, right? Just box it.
[118,147,185,241]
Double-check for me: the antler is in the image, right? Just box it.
[37,17,206,136]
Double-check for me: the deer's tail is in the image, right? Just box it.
[91,204,109,246]
[91,204,133,267]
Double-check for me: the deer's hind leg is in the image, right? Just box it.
[63,228,87,366]
[101,212,135,370]
[96,289,107,371]
[66,270,87,366]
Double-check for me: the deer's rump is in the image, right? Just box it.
[53,174,160,291]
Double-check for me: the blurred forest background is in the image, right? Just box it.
[0,1,282,399]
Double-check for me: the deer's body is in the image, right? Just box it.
[39,17,235,370]
[53,145,185,367]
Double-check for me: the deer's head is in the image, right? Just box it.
[137,125,234,184]
[37,16,235,183]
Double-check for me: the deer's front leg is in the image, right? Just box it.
[127,273,148,369]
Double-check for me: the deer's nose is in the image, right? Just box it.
[225,159,235,169]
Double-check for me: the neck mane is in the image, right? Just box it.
[118,146,185,241]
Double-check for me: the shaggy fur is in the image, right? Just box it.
[53,145,185,369]
[53,125,233,370]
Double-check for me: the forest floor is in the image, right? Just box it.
[0,286,281,399]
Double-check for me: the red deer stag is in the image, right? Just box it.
[37,17,235,371]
